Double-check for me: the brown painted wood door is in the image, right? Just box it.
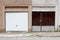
[32,12,40,26]
[32,12,55,26]
[42,12,55,26]
[32,12,55,31]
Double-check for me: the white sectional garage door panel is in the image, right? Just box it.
[6,12,28,31]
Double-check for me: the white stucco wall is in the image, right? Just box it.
[32,0,57,6]
[57,0,60,26]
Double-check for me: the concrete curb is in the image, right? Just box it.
[0,32,60,37]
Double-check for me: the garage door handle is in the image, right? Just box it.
[16,25,18,27]
[40,20,42,22]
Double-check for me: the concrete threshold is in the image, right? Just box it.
[0,32,60,37]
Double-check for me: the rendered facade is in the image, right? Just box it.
[0,0,60,32]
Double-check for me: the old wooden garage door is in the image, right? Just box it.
[32,12,55,31]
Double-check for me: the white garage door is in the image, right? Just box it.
[6,12,28,32]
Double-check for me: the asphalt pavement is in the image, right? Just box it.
[0,37,60,40]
